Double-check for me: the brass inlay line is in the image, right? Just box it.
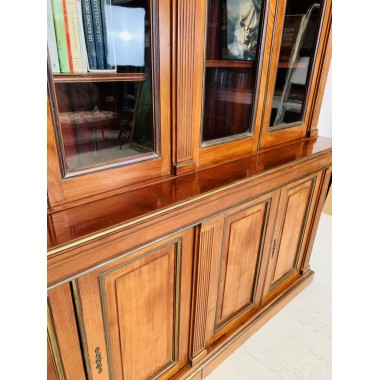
[47,301,66,380]
[71,280,93,379]
[48,151,331,257]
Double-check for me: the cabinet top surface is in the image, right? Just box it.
[48,137,331,253]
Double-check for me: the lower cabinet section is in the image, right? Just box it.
[262,172,323,303]
[47,166,331,380]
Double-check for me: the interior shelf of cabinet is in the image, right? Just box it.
[206,60,254,68]
[277,61,308,69]
[53,72,147,83]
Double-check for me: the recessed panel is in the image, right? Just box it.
[217,203,267,325]
[272,183,311,284]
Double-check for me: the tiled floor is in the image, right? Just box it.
[205,213,332,380]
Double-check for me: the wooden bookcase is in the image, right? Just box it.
[47,0,332,378]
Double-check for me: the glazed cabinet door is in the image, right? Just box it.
[47,0,171,208]
[258,0,332,148]
[262,171,323,303]
[190,190,279,361]
[174,0,270,173]
[73,229,194,380]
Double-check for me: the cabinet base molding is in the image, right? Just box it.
[175,271,314,380]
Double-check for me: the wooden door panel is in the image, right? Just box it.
[272,181,312,285]
[263,172,322,302]
[102,246,176,380]
[47,337,59,380]
[47,283,87,380]
[217,203,268,326]
[204,191,279,347]
[76,230,194,380]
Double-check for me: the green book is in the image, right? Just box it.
[50,0,70,73]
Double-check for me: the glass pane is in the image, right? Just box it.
[269,0,322,128]
[55,80,154,173]
[202,0,264,144]
[50,0,156,175]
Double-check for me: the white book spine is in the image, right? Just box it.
[76,0,89,72]
[47,0,60,73]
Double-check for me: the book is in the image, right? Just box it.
[81,0,97,69]
[51,0,70,72]
[62,0,74,72]
[76,0,89,72]
[64,0,85,72]
[227,0,262,61]
[220,0,227,59]
[47,0,60,73]
[91,0,106,69]
[100,0,115,69]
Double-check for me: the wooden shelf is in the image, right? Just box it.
[206,60,254,69]
[53,72,147,83]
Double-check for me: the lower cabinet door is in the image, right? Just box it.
[262,171,323,303]
[75,229,194,380]
[48,283,87,380]
[193,191,280,352]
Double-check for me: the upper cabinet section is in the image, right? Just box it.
[47,0,331,209]
[47,0,171,208]
[201,0,265,144]
[258,0,331,148]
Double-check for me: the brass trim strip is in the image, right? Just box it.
[48,149,331,257]
[48,165,332,291]
[47,300,66,380]
[71,280,93,380]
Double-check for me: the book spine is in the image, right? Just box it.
[47,0,61,73]
[100,0,113,69]
[62,0,74,72]
[51,0,70,72]
[65,0,84,72]
[81,0,97,69]
[91,0,106,69]
[220,0,227,59]
[76,0,89,72]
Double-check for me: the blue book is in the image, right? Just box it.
[81,0,97,69]
[100,0,114,70]
[91,0,106,69]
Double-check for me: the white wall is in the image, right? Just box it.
[317,64,332,138]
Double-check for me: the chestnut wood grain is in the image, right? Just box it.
[48,137,331,252]
[301,167,332,273]
[75,230,193,380]
[204,191,280,348]
[308,12,332,136]
[190,218,223,363]
[172,0,206,174]
[47,337,59,380]
[262,171,322,304]
[48,284,87,380]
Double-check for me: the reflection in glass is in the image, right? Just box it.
[202,0,264,144]
[55,80,154,173]
[202,67,254,141]
[270,0,322,128]
[52,0,156,174]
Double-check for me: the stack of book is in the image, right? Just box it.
[47,0,115,73]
